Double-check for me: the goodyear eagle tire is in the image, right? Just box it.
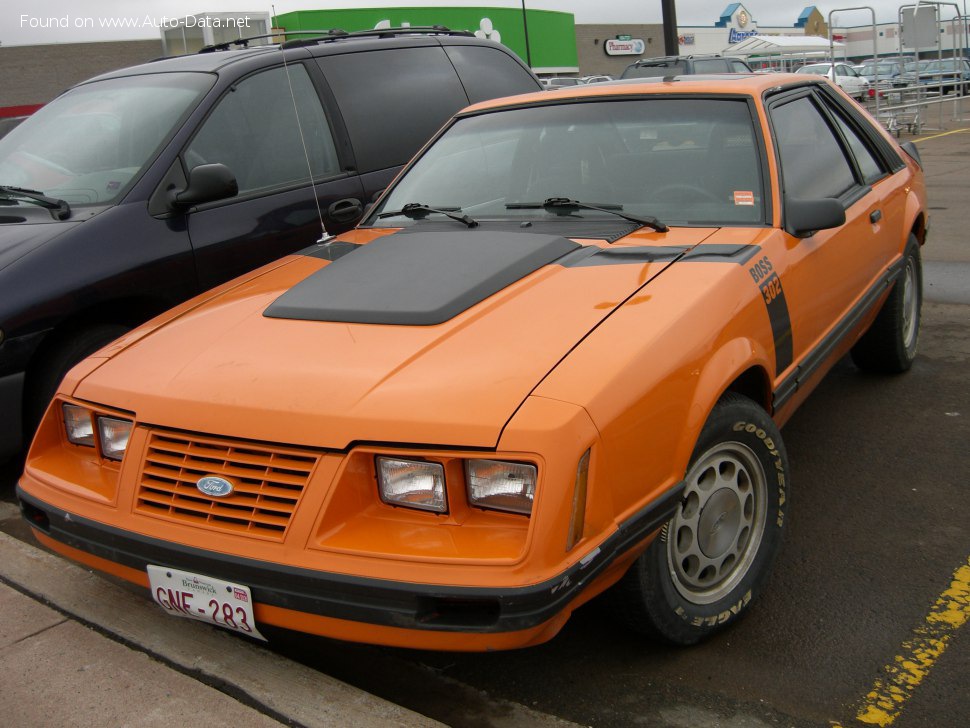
[608,393,788,645]
[850,236,922,373]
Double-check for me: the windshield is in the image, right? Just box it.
[922,61,961,72]
[860,63,896,75]
[0,72,214,206]
[369,98,765,228]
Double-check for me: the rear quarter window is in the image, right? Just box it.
[444,45,540,104]
[317,47,469,173]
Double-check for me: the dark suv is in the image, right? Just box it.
[620,54,752,79]
[0,28,541,458]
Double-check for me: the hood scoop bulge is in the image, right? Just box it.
[264,230,581,326]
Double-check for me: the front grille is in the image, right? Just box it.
[135,431,319,540]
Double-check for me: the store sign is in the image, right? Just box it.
[605,38,645,56]
[728,28,758,44]
[679,34,695,46]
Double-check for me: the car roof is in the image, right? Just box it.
[464,72,812,114]
[80,32,509,85]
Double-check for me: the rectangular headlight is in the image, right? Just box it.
[63,404,96,447]
[465,459,536,515]
[97,417,133,461]
[376,457,447,513]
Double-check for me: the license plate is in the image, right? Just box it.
[147,565,266,641]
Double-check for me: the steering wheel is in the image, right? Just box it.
[651,183,722,204]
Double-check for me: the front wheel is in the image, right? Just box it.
[850,236,922,373]
[607,393,789,645]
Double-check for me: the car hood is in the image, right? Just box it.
[0,218,82,273]
[74,227,721,449]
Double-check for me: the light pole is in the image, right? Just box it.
[662,0,679,56]
[521,1,533,68]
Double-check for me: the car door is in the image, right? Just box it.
[182,62,364,290]
[765,87,901,378]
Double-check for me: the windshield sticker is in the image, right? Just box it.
[734,191,755,206]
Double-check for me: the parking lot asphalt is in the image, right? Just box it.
[1,100,968,728]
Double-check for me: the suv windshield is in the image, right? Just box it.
[0,72,214,207]
[369,98,764,228]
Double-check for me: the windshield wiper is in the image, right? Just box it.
[0,186,71,220]
[377,202,477,228]
[506,197,668,232]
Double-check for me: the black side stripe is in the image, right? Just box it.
[773,259,905,411]
[760,272,794,375]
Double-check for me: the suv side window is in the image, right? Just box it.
[692,59,729,74]
[771,95,855,199]
[730,60,751,72]
[185,64,340,195]
[318,47,469,173]
[444,45,540,104]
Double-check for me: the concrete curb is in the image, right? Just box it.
[0,509,443,728]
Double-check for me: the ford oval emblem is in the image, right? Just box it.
[196,476,234,498]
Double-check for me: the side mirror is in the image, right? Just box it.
[169,163,238,209]
[784,197,846,238]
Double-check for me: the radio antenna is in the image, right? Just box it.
[274,4,330,243]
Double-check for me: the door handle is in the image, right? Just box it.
[328,198,363,224]
[869,209,882,224]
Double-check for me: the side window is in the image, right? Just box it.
[444,45,540,104]
[186,65,340,195]
[318,48,469,173]
[692,59,729,74]
[771,96,855,199]
[835,65,847,77]
[730,60,751,73]
[831,114,884,184]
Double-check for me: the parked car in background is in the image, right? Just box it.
[795,62,869,100]
[542,76,584,88]
[621,54,752,78]
[857,59,906,85]
[897,58,970,95]
[18,73,927,652]
[579,74,613,84]
[0,27,542,460]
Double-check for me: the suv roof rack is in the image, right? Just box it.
[198,26,474,53]
[199,30,346,53]
[281,25,474,48]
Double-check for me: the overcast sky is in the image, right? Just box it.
[1,1,953,46]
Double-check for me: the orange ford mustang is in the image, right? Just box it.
[18,74,927,651]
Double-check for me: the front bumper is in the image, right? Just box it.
[18,484,682,646]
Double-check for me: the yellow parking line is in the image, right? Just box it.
[831,556,970,727]
[911,128,970,143]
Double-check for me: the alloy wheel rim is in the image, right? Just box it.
[901,257,918,350]
[667,441,767,605]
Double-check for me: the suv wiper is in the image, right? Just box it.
[377,202,477,228]
[0,186,71,220]
[506,197,668,232]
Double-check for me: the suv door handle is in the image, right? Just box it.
[869,209,882,224]
[328,198,363,224]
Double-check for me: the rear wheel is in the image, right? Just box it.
[851,236,922,373]
[607,393,789,644]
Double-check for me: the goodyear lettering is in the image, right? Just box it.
[734,420,787,526]
[748,255,774,283]
[677,591,752,625]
